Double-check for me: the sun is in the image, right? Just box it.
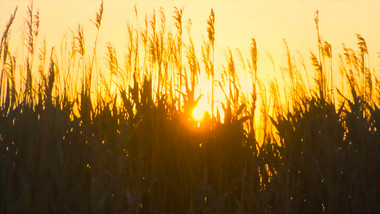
[192,106,205,121]
[192,99,209,121]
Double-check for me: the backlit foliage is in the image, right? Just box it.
[0,2,379,213]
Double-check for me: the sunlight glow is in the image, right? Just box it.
[192,105,206,121]
[192,96,210,121]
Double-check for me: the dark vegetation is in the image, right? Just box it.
[0,2,379,213]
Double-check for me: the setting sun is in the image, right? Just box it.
[191,96,210,121]
[192,104,205,121]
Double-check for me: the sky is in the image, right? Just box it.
[0,0,379,116]
[1,1,379,65]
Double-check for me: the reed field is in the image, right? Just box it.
[0,1,379,213]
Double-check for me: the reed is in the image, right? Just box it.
[0,2,379,213]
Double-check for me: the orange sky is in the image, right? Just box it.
[1,0,379,71]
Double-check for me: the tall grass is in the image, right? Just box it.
[0,2,379,213]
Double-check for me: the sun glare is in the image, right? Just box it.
[192,98,210,121]
[192,105,206,121]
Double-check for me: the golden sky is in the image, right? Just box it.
[1,0,379,67]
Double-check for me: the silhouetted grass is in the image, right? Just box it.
[0,2,379,213]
